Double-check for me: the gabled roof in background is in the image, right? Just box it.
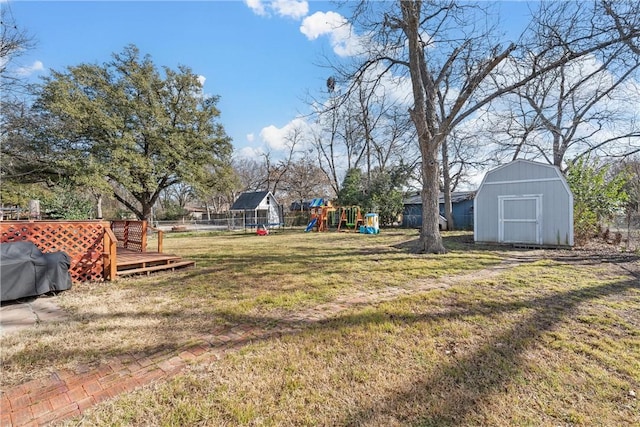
[230,191,270,210]
[403,191,476,205]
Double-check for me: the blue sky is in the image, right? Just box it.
[5,1,538,163]
[4,0,352,158]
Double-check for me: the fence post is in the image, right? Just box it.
[103,225,118,281]
[141,220,148,253]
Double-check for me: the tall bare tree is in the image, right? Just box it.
[1,6,38,203]
[341,0,640,253]
[484,42,640,169]
[0,6,35,95]
[278,155,334,210]
[311,96,342,196]
[440,129,483,230]
[311,71,415,202]
[262,124,306,196]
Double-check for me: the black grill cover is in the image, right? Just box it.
[1,241,72,302]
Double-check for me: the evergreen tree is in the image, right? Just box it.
[31,45,232,220]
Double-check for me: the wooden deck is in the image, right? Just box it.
[116,248,195,277]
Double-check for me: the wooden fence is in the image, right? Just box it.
[0,220,163,282]
[111,220,147,252]
[111,220,163,253]
[0,220,113,282]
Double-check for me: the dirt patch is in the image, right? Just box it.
[545,240,639,278]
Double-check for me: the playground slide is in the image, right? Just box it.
[305,218,317,232]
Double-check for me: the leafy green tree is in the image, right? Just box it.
[566,157,629,241]
[369,175,402,226]
[336,167,406,225]
[33,45,232,220]
[621,159,640,220]
[198,163,242,215]
[337,168,366,207]
[41,183,94,220]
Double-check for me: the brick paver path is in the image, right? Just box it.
[1,257,530,426]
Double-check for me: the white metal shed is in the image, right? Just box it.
[474,160,574,247]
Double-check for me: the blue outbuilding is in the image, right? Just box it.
[402,191,475,230]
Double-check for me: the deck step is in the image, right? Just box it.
[117,260,196,276]
[117,255,181,267]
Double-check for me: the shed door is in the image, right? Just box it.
[498,195,542,244]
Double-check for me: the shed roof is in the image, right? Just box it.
[230,191,271,210]
[481,159,562,183]
[403,191,476,205]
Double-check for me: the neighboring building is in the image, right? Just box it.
[474,159,574,247]
[402,191,475,230]
[230,191,283,229]
[185,206,206,220]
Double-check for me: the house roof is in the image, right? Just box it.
[403,191,476,205]
[230,191,271,210]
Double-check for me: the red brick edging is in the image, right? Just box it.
[0,322,265,427]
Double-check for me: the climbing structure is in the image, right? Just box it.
[305,200,374,233]
[305,199,336,232]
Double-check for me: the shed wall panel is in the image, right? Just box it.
[475,160,573,246]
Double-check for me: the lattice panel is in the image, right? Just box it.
[0,221,107,283]
[111,221,126,248]
[111,220,146,252]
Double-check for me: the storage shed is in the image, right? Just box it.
[230,191,283,230]
[474,160,574,247]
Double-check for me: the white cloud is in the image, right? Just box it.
[16,60,44,76]
[245,0,308,19]
[245,3,363,56]
[272,0,308,19]
[246,133,255,142]
[245,0,267,16]
[259,117,312,151]
[236,145,265,160]
[260,125,288,151]
[300,11,365,57]
[299,11,345,40]
[197,75,206,86]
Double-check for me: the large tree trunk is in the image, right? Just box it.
[441,139,454,230]
[419,140,445,253]
[95,193,103,219]
[140,198,153,222]
[402,0,446,254]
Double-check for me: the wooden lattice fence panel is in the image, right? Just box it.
[110,220,147,252]
[0,221,107,282]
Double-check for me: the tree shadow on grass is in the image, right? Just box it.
[394,233,520,254]
[197,266,638,425]
[333,275,639,425]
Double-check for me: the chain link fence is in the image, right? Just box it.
[603,213,640,252]
[151,213,639,252]
[153,214,310,233]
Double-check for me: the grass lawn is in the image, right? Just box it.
[1,229,638,426]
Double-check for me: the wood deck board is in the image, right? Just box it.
[117,260,196,276]
[116,248,181,267]
[114,248,194,276]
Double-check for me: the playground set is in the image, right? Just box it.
[304,198,379,234]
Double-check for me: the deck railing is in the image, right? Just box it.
[0,220,109,282]
[103,227,118,281]
[1,220,166,282]
[110,220,163,253]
